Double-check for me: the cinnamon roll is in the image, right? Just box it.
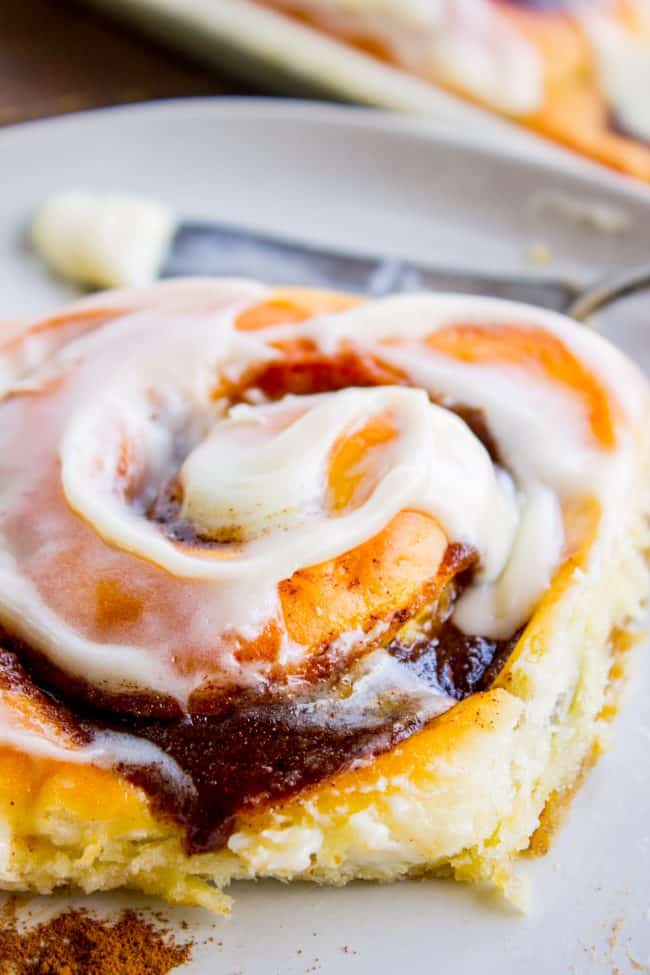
[252,0,650,182]
[0,280,647,913]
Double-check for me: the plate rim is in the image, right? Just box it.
[3,94,650,210]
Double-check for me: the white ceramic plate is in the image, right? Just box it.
[1,99,650,974]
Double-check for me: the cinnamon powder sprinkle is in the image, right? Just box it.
[0,906,193,975]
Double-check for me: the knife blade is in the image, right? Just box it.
[162,221,580,312]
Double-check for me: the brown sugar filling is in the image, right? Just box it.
[0,541,517,856]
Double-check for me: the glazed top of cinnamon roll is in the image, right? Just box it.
[0,280,646,850]
[254,0,650,179]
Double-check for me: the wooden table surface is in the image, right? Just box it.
[1,0,252,127]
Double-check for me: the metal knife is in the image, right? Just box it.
[161,221,650,322]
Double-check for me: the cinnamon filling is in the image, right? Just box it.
[0,343,522,854]
[0,540,516,855]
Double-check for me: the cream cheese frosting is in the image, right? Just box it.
[31,191,176,290]
[265,0,543,114]
[583,8,650,144]
[0,281,644,708]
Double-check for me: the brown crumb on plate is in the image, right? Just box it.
[626,949,649,972]
[609,917,624,952]
[527,241,552,267]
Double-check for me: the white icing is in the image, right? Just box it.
[454,483,564,639]
[584,11,650,143]
[31,191,176,289]
[283,292,646,424]
[0,696,191,792]
[0,283,646,710]
[267,0,543,114]
[260,293,647,637]
[420,0,542,115]
[178,387,517,578]
[292,647,456,729]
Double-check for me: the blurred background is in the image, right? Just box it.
[4,0,650,187]
[2,1,246,126]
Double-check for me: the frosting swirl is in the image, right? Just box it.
[0,281,642,712]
